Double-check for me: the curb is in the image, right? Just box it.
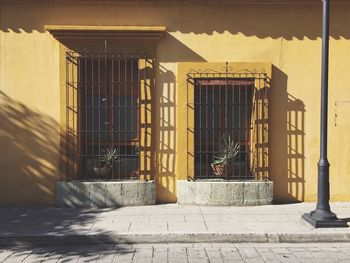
[1,232,350,246]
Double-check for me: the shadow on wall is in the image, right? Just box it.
[153,33,204,202]
[136,60,155,182]
[1,2,350,40]
[157,33,206,62]
[0,92,63,205]
[269,66,306,203]
[154,65,177,203]
[171,3,350,40]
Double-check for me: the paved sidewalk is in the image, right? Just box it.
[2,243,350,262]
[0,203,349,245]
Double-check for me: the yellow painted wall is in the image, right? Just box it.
[1,1,350,204]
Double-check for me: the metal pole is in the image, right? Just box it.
[318,0,331,214]
[302,0,347,228]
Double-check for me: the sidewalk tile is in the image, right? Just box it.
[203,215,222,222]
[187,248,206,258]
[168,222,208,232]
[150,215,185,223]
[167,207,202,215]
[114,215,150,223]
[89,222,131,233]
[185,215,205,222]
[129,223,167,232]
[219,214,256,222]
[206,222,248,232]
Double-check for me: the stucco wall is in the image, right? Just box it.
[1,1,350,204]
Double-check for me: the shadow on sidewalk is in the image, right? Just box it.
[0,206,136,258]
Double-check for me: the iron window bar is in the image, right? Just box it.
[186,67,269,181]
[65,51,150,181]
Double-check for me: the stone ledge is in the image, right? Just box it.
[56,181,156,207]
[177,180,273,206]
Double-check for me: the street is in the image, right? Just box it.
[1,243,350,263]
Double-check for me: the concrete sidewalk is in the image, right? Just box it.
[0,203,349,246]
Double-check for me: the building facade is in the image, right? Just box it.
[1,0,350,205]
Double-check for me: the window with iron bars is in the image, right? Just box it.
[187,71,269,181]
[65,51,152,181]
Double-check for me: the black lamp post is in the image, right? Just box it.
[302,0,347,228]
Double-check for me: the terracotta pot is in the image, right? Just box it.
[211,163,233,177]
[129,170,139,180]
[92,166,112,177]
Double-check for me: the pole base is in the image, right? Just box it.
[302,212,348,228]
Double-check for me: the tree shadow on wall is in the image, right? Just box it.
[0,91,64,205]
[269,66,306,203]
[1,2,350,40]
[0,92,143,253]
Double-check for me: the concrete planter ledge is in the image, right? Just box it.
[177,180,273,206]
[56,180,156,207]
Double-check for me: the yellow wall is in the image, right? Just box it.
[1,1,350,204]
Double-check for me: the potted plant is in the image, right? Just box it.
[91,147,119,177]
[211,135,240,177]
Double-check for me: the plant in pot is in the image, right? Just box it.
[211,135,240,177]
[91,147,119,177]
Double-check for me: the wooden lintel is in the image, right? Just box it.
[45,25,166,41]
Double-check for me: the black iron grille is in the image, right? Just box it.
[65,51,151,181]
[187,70,269,181]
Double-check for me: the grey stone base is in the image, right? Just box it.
[56,181,156,207]
[177,180,273,206]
